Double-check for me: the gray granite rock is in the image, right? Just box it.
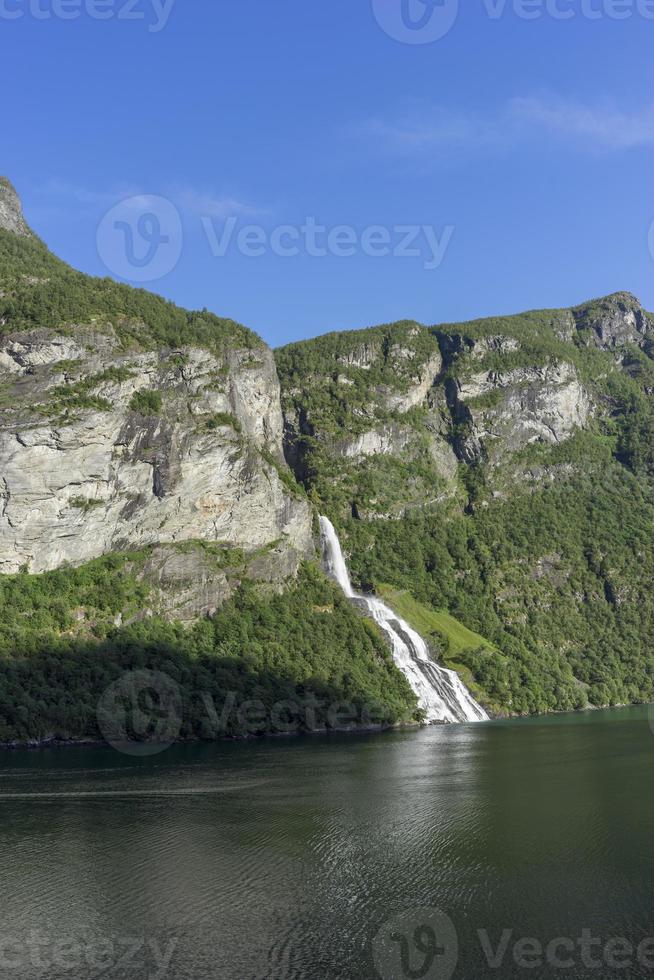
[0,178,30,236]
[0,333,313,574]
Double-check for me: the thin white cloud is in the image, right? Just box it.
[175,188,266,219]
[356,97,654,154]
[508,97,654,149]
[351,108,498,152]
[32,180,266,220]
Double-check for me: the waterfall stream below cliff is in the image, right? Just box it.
[319,516,489,724]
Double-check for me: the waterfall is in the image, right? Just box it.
[319,516,489,725]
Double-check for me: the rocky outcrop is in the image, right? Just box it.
[336,340,382,370]
[0,179,30,237]
[468,335,520,360]
[326,419,458,484]
[573,292,653,350]
[134,537,303,623]
[449,362,592,463]
[331,424,414,460]
[384,350,442,412]
[0,329,313,574]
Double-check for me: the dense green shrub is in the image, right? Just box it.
[0,561,419,743]
[129,389,163,416]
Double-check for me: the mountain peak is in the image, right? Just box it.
[576,290,643,313]
[598,290,641,309]
[0,178,30,236]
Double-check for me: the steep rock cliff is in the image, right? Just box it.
[0,182,313,588]
[573,291,653,350]
[0,178,30,237]
[277,322,458,520]
[448,362,592,464]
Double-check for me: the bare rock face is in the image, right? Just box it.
[384,350,442,412]
[468,335,520,360]
[332,424,413,460]
[134,537,303,623]
[0,178,30,236]
[328,420,457,481]
[336,341,382,370]
[573,292,652,350]
[450,362,592,464]
[0,330,313,574]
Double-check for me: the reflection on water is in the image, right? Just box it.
[0,706,653,978]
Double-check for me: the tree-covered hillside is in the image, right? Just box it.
[0,193,420,744]
[2,173,654,735]
[0,553,419,743]
[0,227,259,353]
[277,292,654,716]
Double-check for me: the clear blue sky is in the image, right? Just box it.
[3,0,653,346]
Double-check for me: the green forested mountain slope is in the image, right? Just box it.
[0,222,258,353]
[0,179,420,742]
[277,292,654,714]
[2,175,654,737]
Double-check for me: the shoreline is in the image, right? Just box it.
[1,702,648,752]
[0,719,426,752]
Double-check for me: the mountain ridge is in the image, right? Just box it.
[274,275,654,715]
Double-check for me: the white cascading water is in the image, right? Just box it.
[319,516,489,724]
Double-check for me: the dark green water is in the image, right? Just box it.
[1,706,654,979]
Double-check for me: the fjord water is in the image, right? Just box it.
[319,516,488,724]
[2,708,654,979]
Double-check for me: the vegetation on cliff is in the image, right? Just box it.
[2,189,654,732]
[276,320,441,435]
[276,295,654,717]
[0,228,259,353]
[0,558,419,742]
